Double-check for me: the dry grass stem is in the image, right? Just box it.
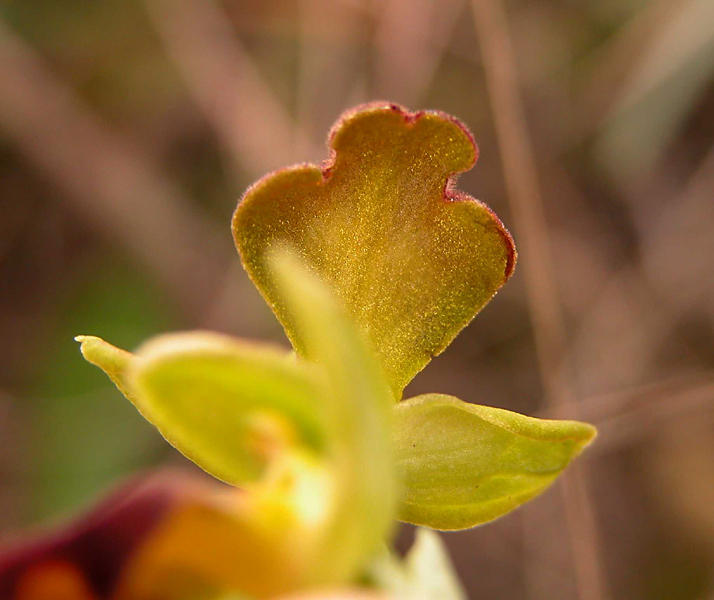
[0,17,232,321]
[145,0,305,177]
[470,0,610,598]
[372,0,464,105]
[573,0,683,139]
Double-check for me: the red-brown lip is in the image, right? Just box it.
[0,472,189,599]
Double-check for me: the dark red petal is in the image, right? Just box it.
[0,471,190,599]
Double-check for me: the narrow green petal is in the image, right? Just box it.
[75,335,135,401]
[394,394,596,530]
[77,251,398,588]
[77,332,324,487]
[269,251,397,584]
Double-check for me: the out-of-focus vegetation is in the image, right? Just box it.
[0,1,713,599]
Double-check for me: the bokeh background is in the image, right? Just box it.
[1,0,713,598]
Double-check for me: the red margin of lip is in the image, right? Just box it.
[234,101,517,282]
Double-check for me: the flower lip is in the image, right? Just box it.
[0,472,183,599]
[325,101,479,167]
[334,102,515,282]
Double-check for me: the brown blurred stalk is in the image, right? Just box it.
[0,17,234,323]
[470,0,610,598]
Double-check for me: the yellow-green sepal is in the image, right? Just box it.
[77,333,324,487]
[77,250,398,589]
[394,394,596,530]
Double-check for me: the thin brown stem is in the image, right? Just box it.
[371,0,463,105]
[590,379,714,455]
[572,0,682,140]
[0,18,232,322]
[295,0,367,159]
[470,1,610,598]
[145,0,306,177]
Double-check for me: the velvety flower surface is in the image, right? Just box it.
[234,102,516,399]
[1,103,596,600]
[69,256,397,599]
[233,102,595,530]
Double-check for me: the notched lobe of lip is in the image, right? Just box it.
[234,102,517,310]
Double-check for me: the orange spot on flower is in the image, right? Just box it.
[15,560,98,600]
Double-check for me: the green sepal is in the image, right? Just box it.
[77,333,324,487]
[76,335,135,402]
[394,394,597,530]
[77,251,398,588]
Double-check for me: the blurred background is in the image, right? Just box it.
[0,0,713,598]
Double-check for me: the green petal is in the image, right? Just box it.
[75,335,135,401]
[77,333,324,487]
[77,251,397,587]
[269,251,397,584]
[234,103,516,399]
[402,529,467,600]
[394,394,596,530]
[367,529,466,600]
